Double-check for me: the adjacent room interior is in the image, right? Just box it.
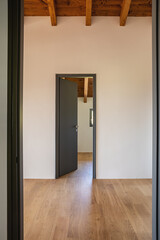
[77,77,94,179]
[23,0,152,239]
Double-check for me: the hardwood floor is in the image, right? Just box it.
[78,152,93,161]
[24,154,152,240]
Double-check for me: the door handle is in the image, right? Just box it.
[74,125,79,132]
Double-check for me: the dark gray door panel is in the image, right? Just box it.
[59,79,78,176]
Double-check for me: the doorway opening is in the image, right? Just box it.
[56,74,96,179]
[7,2,154,238]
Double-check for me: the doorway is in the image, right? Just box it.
[56,74,96,179]
[7,0,159,239]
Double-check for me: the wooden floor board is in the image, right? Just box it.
[24,154,152,240]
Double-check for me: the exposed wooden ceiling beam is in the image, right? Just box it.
[41,0,48,4]
[48,0,57,26]
[120,0,132,26]
[84,78,89,103]
[86,0,92,26]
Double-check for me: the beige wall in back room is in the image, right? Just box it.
[23,16,152,179]
[78,97,93,153]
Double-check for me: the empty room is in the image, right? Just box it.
[23,1,152,239]
[2,0,159,239]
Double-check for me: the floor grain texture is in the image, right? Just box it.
[24,154,152,240]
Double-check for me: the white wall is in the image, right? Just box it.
[78,97,93,152]
[23,17,152,179]
[0,0,8,238]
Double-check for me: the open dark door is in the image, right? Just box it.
[59,78,78,177]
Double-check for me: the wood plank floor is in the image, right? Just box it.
[24,153,152,240]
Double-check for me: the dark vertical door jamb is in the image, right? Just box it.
[153,0,160,239]
[8,0,24,239]
[93,75,96,179]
